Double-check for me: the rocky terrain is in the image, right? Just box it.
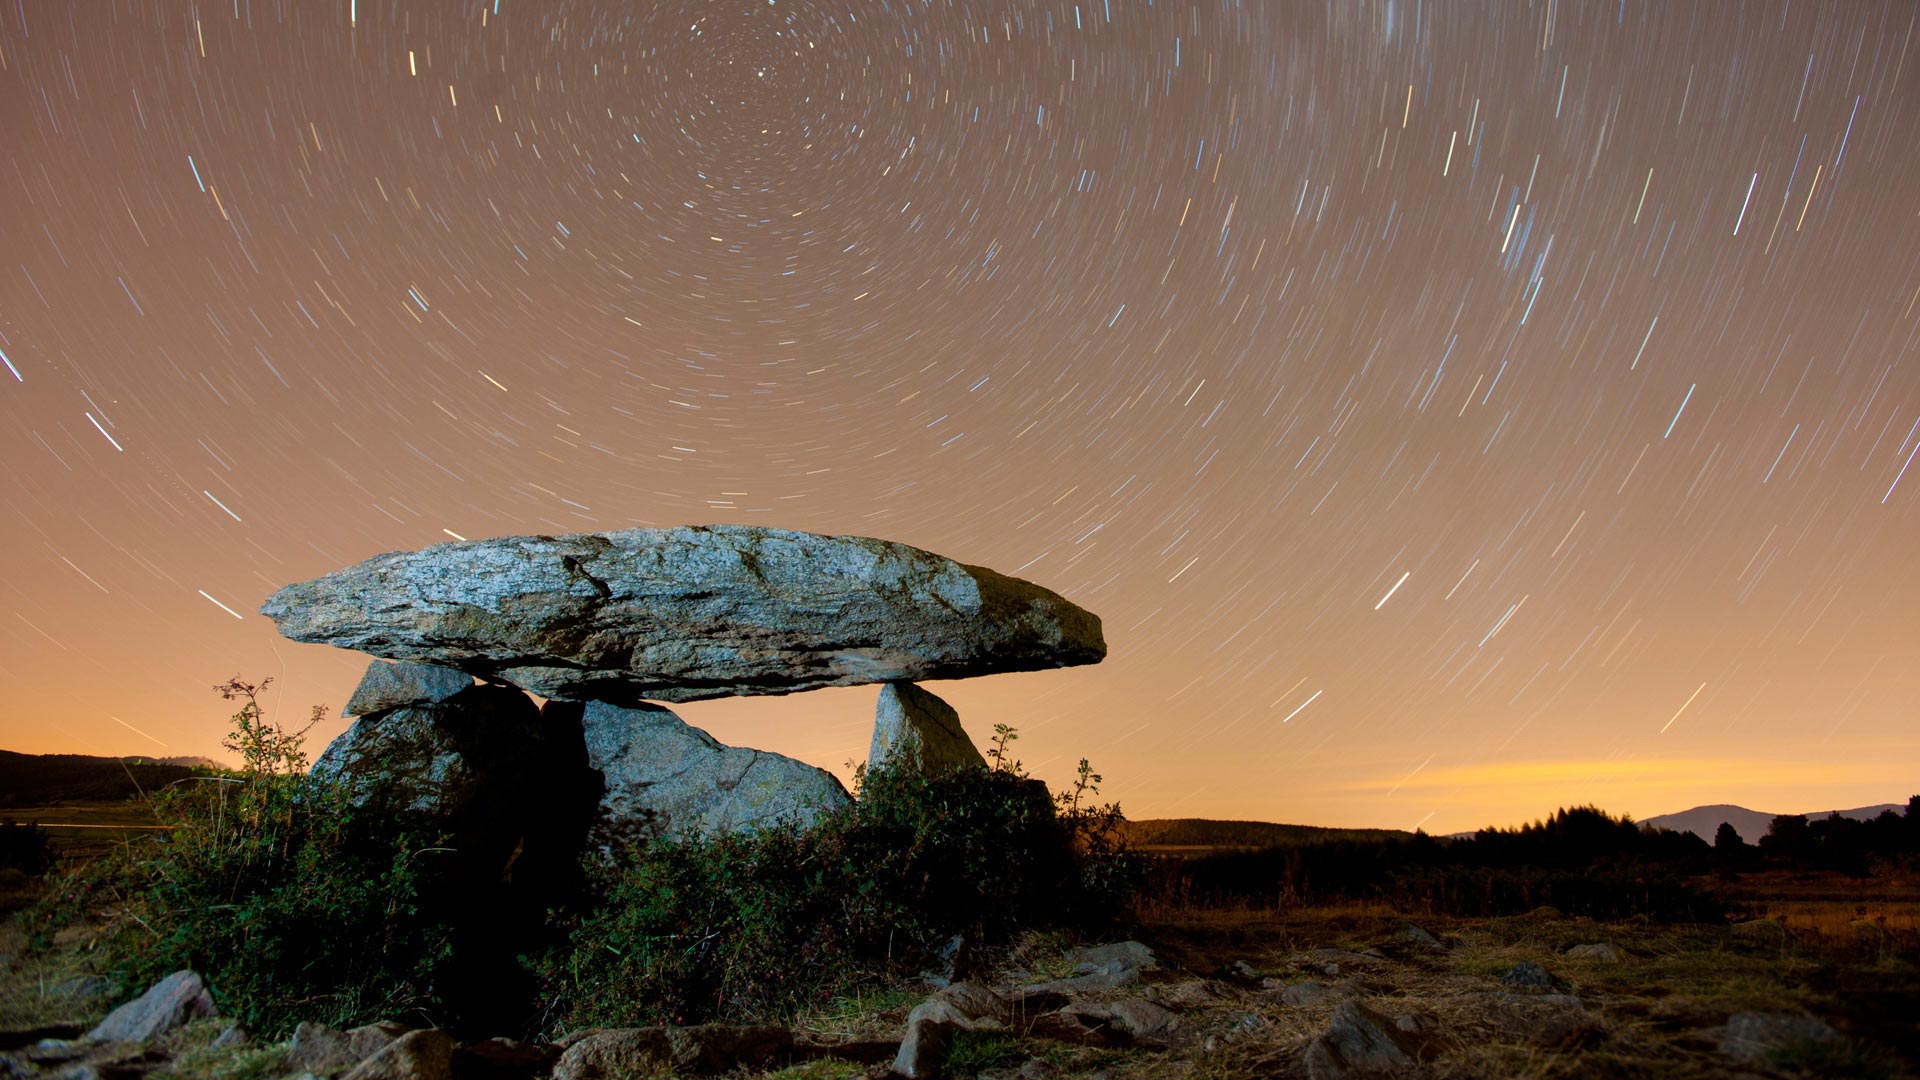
[6,906,1908,1080]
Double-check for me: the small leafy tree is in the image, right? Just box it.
[986,723,1024,776]
[1713,821,1745,852]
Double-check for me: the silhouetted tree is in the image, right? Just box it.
[1713,821,1744,852]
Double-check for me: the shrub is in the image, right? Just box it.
[29,679,460,1038]
[538,755,1138,1033]
[0,819,55,877]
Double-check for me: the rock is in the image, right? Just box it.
[552,1026,790,1079]
[662,1026,792,1074]
[1069,941,1156,977]
[85,971,217,1043]
[1564,943,1623,962]
[1025,941,1157,995]
[1719,1011,1837,1062]
[574,700,851,842]
[450,1038,559,1080]
[260,525,1106,704]
[343,661,473,717]
[1276,981,1347,1008]
[1486,994,1601,1047]
[1499,961,1560,989]
[1301,1001,1420,1079]
[892,983,1014,1079]
[1150,980,1228,1008]
[310,684,542,818]
[339,1029,454,1080]
[1397,922,1442,950]
[208,1024,249,1051]
[921,934,974,990]
[306,682,572,893]
[1730,918,1791,944]
[285,1021,412,1075]
[869,682,986,776]
[1060,999,1178,1043]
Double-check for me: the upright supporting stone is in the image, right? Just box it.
[869,682,985,776]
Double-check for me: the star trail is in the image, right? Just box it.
[2,1,1917,832]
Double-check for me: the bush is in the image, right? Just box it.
[538,758,1138,1032]
[0,819,55,877]
[29,679,461,1037]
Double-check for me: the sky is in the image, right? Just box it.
[2,1,1918,835]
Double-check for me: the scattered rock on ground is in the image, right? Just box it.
[343,661,474,718]
[869,682,986,776]
[574,699,851,842]
[339,1029,455,1080]
[1485,993,1603,1048]
[85,971,217,1043]
[1719,1011,1838,1062]
[208,1023,250,1051]
[553,1026,790,1079]
[1273,981,1351,1008]
[1564,943,1623,961]
[1499,961,1560,989]
[1397,922,1442,950]
[1301,1001,1421,1079]
[1059,999,1178,1045]
[285,1021,412,1076]
[1027,941,1157,994]
[893,983,1015,1078]
[260,525,1107,704]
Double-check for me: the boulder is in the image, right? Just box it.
[260,525,1105,704]
[892,983,1014,1079]
[285,1021,411,1075]
[1059,999,1178,1044]
[339,1029,455,1080]
[571,700,850,842]
[1499,961,1560,989]
[1025,941,1157,994]
[85,971,217,1043]
[344,661,472,717]
[869,682,985,775]
[309,683,545,821]
[1719,1011,1837,1062]
[1396,922,1442,951]
[552,1026,790,1078]
[1275,981,1348,1008]
[1731,918,1791,944]
[1301,1001,1420,1079]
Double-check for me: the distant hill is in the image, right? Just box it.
[0,750,226,808]
[1640,802,1905,844]
[1120,818,1411,850]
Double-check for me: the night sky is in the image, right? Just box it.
[3,1,1917,834]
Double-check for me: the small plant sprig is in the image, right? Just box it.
[986,723,1024,776]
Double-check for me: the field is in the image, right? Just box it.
[4,799,1916,1078]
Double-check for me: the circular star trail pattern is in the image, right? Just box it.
[2,1,1917,831]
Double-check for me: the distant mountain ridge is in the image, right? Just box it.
[0,750,228,807]
[1637,802,1904,844]
[1120,818,1410,849]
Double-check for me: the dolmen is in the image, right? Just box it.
[261,524,1105,852]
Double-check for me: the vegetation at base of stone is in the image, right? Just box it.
[26,678,460,1038]
[1147,802,1920,921]
[0,820,55,877]
[539,756,1139,1033]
